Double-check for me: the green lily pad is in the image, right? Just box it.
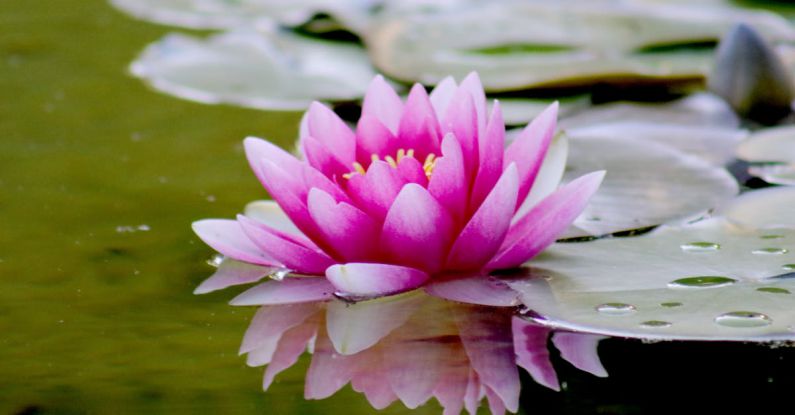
[365,2,795,91]
[131,29,378,110]
[510,217,795,341]
[718,186,795,229]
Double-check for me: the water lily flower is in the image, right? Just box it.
[193,72,604,299]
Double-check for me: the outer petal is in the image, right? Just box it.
[428,133,469,224]
[192,219,276,266]
[307,188,380,262]
[381,183,455,273]
[238,215,335,274]
[230,278,335,306]
[424,274,520,307]
[512,317,560,391]
[429,76,457,119]
[446,164,519,271]
[325,263,429,297]
[243,200,302,237]
[345,160,405,221]
[362,74,403,134]
[458,72,488,135]
[194,259,274,295]
[488,171,605,270]
[398,84,442,159]
[306,101,356,166]
[514,134,568,221]
[552,332,608,378]
[244,136,302,186]
[470,100,505,210]
[504,102,559,209]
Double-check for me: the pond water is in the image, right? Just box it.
[4,1,795,414]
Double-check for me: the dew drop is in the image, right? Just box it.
[595,303,636,315]
[783,264,795,271]
[269,268,291,281]
[752,247,789,255]
[757,287,791,294]
[761,234,785,240]
[680,242,721,252]
[206,254,224,268]
[641,320,672,328]
[714,311,772,328]
[661,302,683,308]
[668,276,737,288]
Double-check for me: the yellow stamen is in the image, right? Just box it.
[342,149,431,180]
[423,154,437,178]
[353,162,366,175]
[385,155,398,168]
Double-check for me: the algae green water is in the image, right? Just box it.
[0,1,442,413]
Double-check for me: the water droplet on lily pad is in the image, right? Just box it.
[680,241,721,252]
[783,264,795,271]
[595,303,636,315]
[757,287,790,294]
[641,320,672,328]
[752,247,789,255]
[715,311,772,328]
[761,234,785,240]
[661,302,683,308]
[668,276,737,288]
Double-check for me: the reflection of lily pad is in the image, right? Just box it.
[365,2,795,91]
[131,29,377,110]
[561,135,738,237]
[511,218,795,341]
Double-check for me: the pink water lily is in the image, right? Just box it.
[193,73,604,298]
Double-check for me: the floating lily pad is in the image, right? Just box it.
[718,186,795,229]
[131,29,378,110]
[365,1,795,91]
[495,96,591,126]
[561,135,738,237]
[737,125,795,164]
[510,217,795,341]
[561,93,746,165]
[109,0,374,31]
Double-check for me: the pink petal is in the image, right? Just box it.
[397,155,428,187]
[302,135,349,179]
[398,84,442,159]
[246,335,279,367]
[463,370,482,415]
[345,160,405,221]
[458,72,488,135]
[504,102,559,209]
[441,89,479,178]
[446,164,519,271]
[230,278,335,306]
[488,171,605,270]
[306,101,356,166]
[429,76,457,119]
[263,319,318,390]
[512,317,560,391]
[485,386,507,415]
[325,263,429,297]
[255,160,318,238]
[305,326,355,399]
[325,293,422,355]
[306,188,380,262]
[470,100,506,210]
[381,183,455,273]
[382,325,445,409]
[350,348,399,409]
[192,219,276,266]
[552,332,608,378]
[362,74,403,134]
[424,274,520,307]
[428,133,469,224]
[432,340,470,415]
[240,303,320,354]
[355,114,395,163]
[237,215,335,274]
[244,136,302,186]
[194,259,274,294]
[455,305,520,414]
[244,200,302,237]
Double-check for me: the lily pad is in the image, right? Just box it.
[737,125,795,164]
[561,93,746,165]
[131,29,378,110]
[109,0,374,31]
[365,1,795,91]
[511,217,795,341]
[561,135,739,237]
[717,186,795,229]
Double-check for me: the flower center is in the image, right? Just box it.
[343,149,438,180]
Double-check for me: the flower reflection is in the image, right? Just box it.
[235,289,606,414]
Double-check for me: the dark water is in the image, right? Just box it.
[3,1,795,414]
